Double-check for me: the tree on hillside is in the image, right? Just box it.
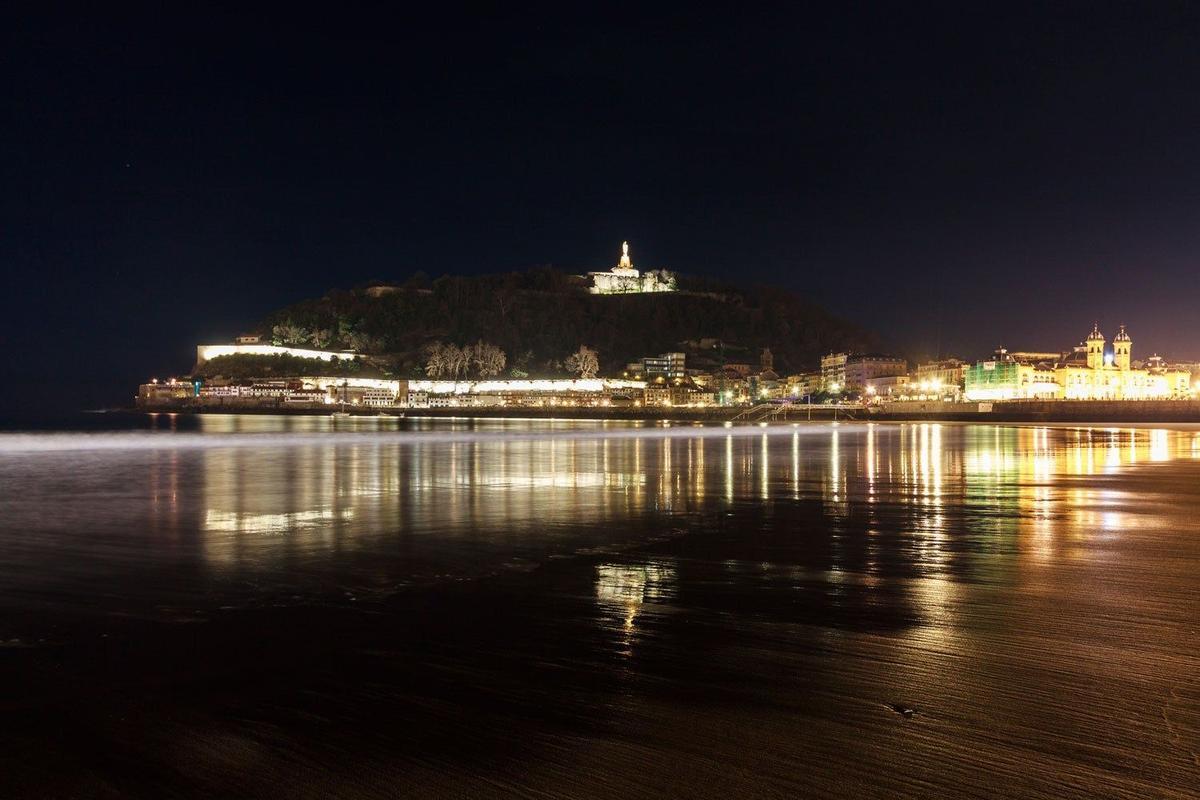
[272,322,310,346]
[565,345,599,379]
[424,342,449,377]
[426,340,507,379]
[310,328,333,349]
[469,340,507,378]
[347,329,378,353]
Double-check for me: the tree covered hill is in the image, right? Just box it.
[255,268,877,378]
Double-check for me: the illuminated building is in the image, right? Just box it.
[819,352,847,392]
[822,352,907,392]
[138,378,199,401]
[914,358,967,399]
[964,356,1066,401]
[1053,324,1190,400]
[786,371,821,397]
[862,374,911,400]
[587,241,677,295]
[640,352,687,381]
[964,324,1193,401]
[844,354,907,390]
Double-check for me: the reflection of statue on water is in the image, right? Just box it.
[595,561,678,636]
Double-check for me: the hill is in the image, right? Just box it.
[253,268,877,379]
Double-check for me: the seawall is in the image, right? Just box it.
[871,399,1200,423]
[134,397,1200,424]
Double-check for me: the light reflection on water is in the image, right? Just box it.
[1,418,1198,625]
[4,415,1199,798]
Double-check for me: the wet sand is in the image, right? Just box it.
[0,418,1197,798]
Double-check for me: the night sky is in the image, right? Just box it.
[5,4,1200,413]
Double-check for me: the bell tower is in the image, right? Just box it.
[1086,323,1105,370]
[1113,325,1132,370]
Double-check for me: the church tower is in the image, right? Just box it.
[1086,323,1106,370]
[1113,324,1132,370]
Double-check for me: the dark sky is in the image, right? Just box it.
[4,3,1200,413]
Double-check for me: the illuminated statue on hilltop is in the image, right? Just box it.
[586,240,677,295]
[615,241,636,273]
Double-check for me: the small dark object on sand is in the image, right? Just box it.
[889,704,918,719]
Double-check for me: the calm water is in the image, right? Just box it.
[0,416,1197,798]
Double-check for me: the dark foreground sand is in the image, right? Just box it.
[0,420,1197,798]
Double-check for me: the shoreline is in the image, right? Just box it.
[125,399,1200,425]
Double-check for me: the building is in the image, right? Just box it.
[240,381,292,399]
[964,357,1059,401]
[643,385,713,407]
[139,378,198,402]
[625,352,687,382]
[1053,324,1190,400]
[284,388,326,404]
[362,387,398,407]
[822,352,907,392]
[1145,355,1196,396]
[643,352,686,382]
[198,384,240,398]
[844,355,907,391]
[863,374,911,401]
[963,324,1192,401]
[587,241,677,295]
[404,378,646,408]
[786,372,822,397]
[912,358,967,400]
[721,362,754,379]
[820,353,847,392]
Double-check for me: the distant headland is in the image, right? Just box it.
[135,242,1200,423]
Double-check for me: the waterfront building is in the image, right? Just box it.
[786,372,822,397]
[284,388,326,404]
[587,241,677,295]
[138,378,198,402]
[198,384,241,398]
[1053,324,1189,400]
[644,385,715,407]
[404,378,646,408]
[1145,355,1196,396]
[844,354,907,391]
[240,382,292,399]
[819,352,847,392]
[914,358,967,399]
[863,374,911,400]
[964,357,1059,401]
[362,387,398,407]
[823,352,906,392]
[964,325,1192,401]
